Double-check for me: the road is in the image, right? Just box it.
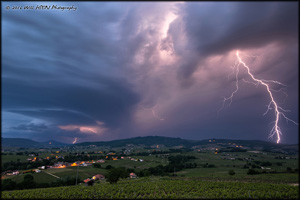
[44,171,60,179]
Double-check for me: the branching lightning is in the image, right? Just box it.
[72,137,77,144]
[151,107,164,121]
[220,50,298,143]
[143,105,164,121]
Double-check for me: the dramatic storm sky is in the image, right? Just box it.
[2,2,299,144]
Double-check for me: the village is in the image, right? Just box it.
[2,137,298,193]
[2,151,143,185]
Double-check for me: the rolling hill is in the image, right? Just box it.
[75,136,298,154]
[2,136,298,154]
[1,138,69,148]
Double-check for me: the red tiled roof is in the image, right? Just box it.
[83,178,91,183]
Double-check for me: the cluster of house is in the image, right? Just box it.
[53,161,94,168]
[83,174,105,186]
[126,157,144,162]
[2,170,20,176]
[103,155,144,162]
[83,173,138,186]
[155,154,169,158]
[275,156,292,160]
[53,159,106,168]
[2,168,42,176]
[195,147,219,151]
[221,156,254,161]
[260,166,271,170]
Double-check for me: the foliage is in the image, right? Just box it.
[24,174,34,181]
[106,168,129,184]
[105,165,114,170]
[92,163,101,168]
[228,170,235,176]
[168,155,196,165]
[2,179,17,191]
[286,167,292,173]
[247,169,260,175]
[1,178,299,199]
[17,174,36,189]
[2,175,81,191]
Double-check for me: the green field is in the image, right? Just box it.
[2,146,298,200]
[1,155,30,164]
[5,166,108,184]
[2,177,298,199]
[2,150,298,184]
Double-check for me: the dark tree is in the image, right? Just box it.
[19,174,36,189]
[105,165,114,170]
[286,167,293,173]
[2,179,17,191]
[247,169,260,175]
[106,168,129,184]
[93,163,101,168]
[228,170,235,175]
[24,174,34,181]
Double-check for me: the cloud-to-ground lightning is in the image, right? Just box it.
[72,137,77,144]
[142,105,164,121]
[220,50,298,143]
[151,107,164,121]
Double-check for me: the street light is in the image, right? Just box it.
[75,149,80,185]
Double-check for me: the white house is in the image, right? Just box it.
[12,171,19,175]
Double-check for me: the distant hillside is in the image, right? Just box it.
[41,140,69,147]
[2,138,40,148]
[2,136,297,154]
[75,136,298,153]
[76,136,195,148]
[2,138,69,148]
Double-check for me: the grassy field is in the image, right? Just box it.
[102,155,169,170]
[1,152,66,166]
[1,155,30,164]
[1,147,298,200]
[177,168,299,183]
[6,171,58,184]
[4,166,108,184]
[2,150,298,185]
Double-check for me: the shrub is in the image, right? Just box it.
[228,170,235,175]
[106,168,129,184]
[286,167,292,173]
[93,163,101,168]
[247,169,260,175]
[105,165,114,170]
[2,179,17,191]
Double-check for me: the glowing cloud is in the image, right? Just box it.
[58,122,107,135]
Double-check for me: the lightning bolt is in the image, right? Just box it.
[142,105,164,121]
[72,137,77,144]
[220,50,298,143]
[151,107,164,121]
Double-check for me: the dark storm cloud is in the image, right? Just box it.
[2,2,140,140]
[175,2,298,80]
[6,124,94,143]
[3,75,139,127]
[11,123,48,131]
[2,2,298,144]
